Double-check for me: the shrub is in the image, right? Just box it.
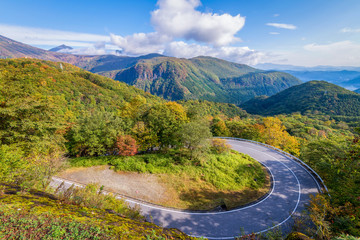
[116,135,138,156]
[211,138,231,154]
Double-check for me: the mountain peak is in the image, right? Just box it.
[49,44,73,52]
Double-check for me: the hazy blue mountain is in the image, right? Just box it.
[341,76,360,90]
[283,70,360,85]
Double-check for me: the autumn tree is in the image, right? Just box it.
[211,138,231,154]
[116,135,138,156]
[258,117,300,155]
[211,117,230,136]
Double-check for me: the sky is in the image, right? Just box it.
[0,0,360,67]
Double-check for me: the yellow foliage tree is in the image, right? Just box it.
[258,117,300,156]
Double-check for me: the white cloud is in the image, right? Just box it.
[0,24,109,48]
[110,32,171,55]
[266,23,297,30]
[151,0,245,46]
[273,14,280,17]
[341,27,360,33]
[269,41,360,66]
[110,0,252,60]
[164,41,266,65]
[269,32,280,35]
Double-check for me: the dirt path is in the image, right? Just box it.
[58,166,172,203]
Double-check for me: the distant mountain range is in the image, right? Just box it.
[355,88,360,94]
[241,81,360,116]
[255,63,360,72]
[0,34,301,104]
[341,76,360,90]
[255,62,360,91]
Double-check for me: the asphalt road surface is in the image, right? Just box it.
[51,139,320,239]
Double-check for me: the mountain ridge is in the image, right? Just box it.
[241,80,360,116]
[0,34,301,103]
[110,56,301,103]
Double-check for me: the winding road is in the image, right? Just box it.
[51,139,322,239]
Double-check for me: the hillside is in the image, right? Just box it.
[0,34,83,63]
[0,184,193,239]
[355,88,360,94]
[0,58,165,154]
[109,56,301,103]
[241,80,360,116]
[0,58,249,154]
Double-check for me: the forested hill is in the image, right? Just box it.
[241,80,360,116]
[0,58,247,154]
[105,56,301,104]
[0,59,165,154]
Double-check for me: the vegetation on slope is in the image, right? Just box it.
[66,149,268,210]
[0,58,162,156]
[110,56,301,103]
[0,184,194,239]
[241,81,360,116]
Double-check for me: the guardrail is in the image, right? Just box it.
[216,137,330,196]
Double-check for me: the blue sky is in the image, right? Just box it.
[1,0,360,66]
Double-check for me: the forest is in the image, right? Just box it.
[0,58,359,239]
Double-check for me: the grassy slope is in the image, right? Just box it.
[0,184,193,239]
[241,81,360,116]
[66,151,269,210]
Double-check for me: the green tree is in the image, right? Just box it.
[131,121,158,151]
[66,112,125,156]
[144,102,188,149]
[226,120,262,141]
[0,145,26,183]
[177,120,212,160]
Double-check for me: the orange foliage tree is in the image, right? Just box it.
[116,135,138,156]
